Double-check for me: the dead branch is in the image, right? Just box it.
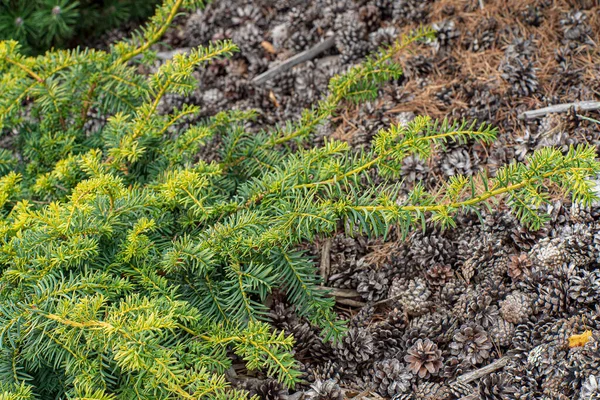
[252,35,336,84]
[518,101,600,120]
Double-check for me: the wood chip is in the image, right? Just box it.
[261,41,277,54]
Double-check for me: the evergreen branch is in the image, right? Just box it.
[118,0,187,63]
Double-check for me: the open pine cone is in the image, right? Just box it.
[404,338,443,378]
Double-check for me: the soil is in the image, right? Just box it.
[95,0,600,399]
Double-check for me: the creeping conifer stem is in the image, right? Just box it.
[352,165,597,214]
[4,57,44,83]
[119,0,185,63]
[294,130,491,190]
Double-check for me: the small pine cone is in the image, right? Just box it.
[466,294,499,329]
[438,279,466,305]
[520,5,543,27]
[355,268,390,302]
[560,11,593,47]
[369,27,398,49]
[268,302,296,329]
[404,55,434,79]
[401,155,430,184]
[333,327,374,373]
[432,20,459,51]
[286,31,313,52]
[184,11,212,47]
[507,253,532,281]
[529,238,566,269]
[504,37,537,61]
[413,381,446,400]
[465,18,497,52]
[365,358,414,397]
[371,313,405,359]
[536,281,570,315]
[499,292,533,324]
[489,318,515,347]
[443,356,469,379]
[478,373,518,400]
[450,324,493,366]
[335,12,370,63]
[409,312,459,345]
[569,270,600,306]
[231,23,263,54]
[441,148,479,177]
[426,264,453,287]
[404,339,444,378]
[305,379,344,400]
[449,381,476,398]
[563,230,595,267]
[510,225,546,252]
[392,0,430,23]
[409,231,455,268]
[358,5,381,30]
[500,57,538,98]
[580,375,600,400]
[254,379,288,400]
[305,361,345,383]
[388,277,432,317]
[288,322,334,363]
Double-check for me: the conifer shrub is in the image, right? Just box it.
[0,0,159,53]
[0,0,599,398]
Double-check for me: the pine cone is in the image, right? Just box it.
[466,294,499,328]
[401,155,430,185]
[426,264,453,287]
[392,0,430,23]
[369,27,399,49]
[333,327,374,373]
[438,278,466,305]
[184,11,212,47]
[254,379,288,400]
[404,339,443,378]
[432,20,459,51]
[560,11,593,47]
[464,17,497,52]
[520,5,543,27]
[580,375,600,400]
[479,373,518,400]
[443,356,469,379]
[355,268,390,302]
[371,312,405,359]
[536,281,570,315]
[335,12,370,63]
[489,319,515,347]
[305,379,344,400]
[364,358,413,397]
[409,231,456,269]
[500,57,538,98]
[499,292,533,324]
[358,5,381,30]
[388,277,432,317]
[450,324,493,366]
[507,253,532,281]
[441,148,479,177]
[569,270,600,305]
[305,361,345,384]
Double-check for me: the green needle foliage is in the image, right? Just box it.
[0,0,599,398]
[0,0,160,54]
